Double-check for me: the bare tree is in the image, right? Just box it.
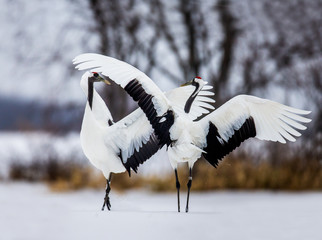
[85,0,147,119]
[231,0,322,160]
[145,0,238,103]
[72,0,321,159]
[237,0,322,135]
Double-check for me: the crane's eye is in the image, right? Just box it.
[93,72,99,78]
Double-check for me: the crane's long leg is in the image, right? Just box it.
[102,173,113,211]
[174,169,180,212]
[185,167,192,213]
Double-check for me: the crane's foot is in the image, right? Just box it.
[101,178,112,211]
[101,193,111,211]
[177,187,180,213]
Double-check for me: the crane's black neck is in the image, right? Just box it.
[87,80,114,126]
[184,82,199,113]
[88,81,94,109]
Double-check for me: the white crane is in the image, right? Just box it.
[78,70,215,210]
[74,53,311,212]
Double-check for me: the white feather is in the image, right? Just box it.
[197,91,215,96]
[74,53,170,117]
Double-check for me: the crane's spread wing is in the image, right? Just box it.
[112,85,215,174]
[198,95,311,167]
[74,53,174,147]
[115,109,160,174]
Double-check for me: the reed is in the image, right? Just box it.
[8,154,322,192]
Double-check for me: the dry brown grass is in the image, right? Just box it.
[49,172,147,192]
[190,156,322,191]
[8,155,322,192]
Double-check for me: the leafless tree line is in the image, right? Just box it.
[72,0,321,159]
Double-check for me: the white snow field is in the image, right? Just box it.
[0,182,321,240]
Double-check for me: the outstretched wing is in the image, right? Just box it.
[114,109,160,174]
[198,95,311,167]
[74,53,174,147]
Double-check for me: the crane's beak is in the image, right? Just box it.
[180,80,193,87]
[98,73,111,85]
[103,79,111,85]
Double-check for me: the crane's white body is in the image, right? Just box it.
[81,103,126,178]
[80,73,125,178]
[167,118,205,168]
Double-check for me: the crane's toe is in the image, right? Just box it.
[102,194,111,211]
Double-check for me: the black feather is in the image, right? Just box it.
[125,79,174,147]
[203,117,256,167]
[123,133,160,174]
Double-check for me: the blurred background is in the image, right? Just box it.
[0,0,321,191]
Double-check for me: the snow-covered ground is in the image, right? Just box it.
[0,182,321,240]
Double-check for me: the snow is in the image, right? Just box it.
[1,182,321,240]
[0,132,87,178]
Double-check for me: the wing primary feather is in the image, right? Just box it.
[123,133,160,173]
[282,111,311,123]
[203,117,256,167]
[279,115,307,130]
[276,118,301,137]
[124,79,174,147]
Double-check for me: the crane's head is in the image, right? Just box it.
[88,72,111,85]
[182,76,208,113]
[181,76,207,88]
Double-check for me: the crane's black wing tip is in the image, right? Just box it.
[122,133,161,174]
[203,117,256,167]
